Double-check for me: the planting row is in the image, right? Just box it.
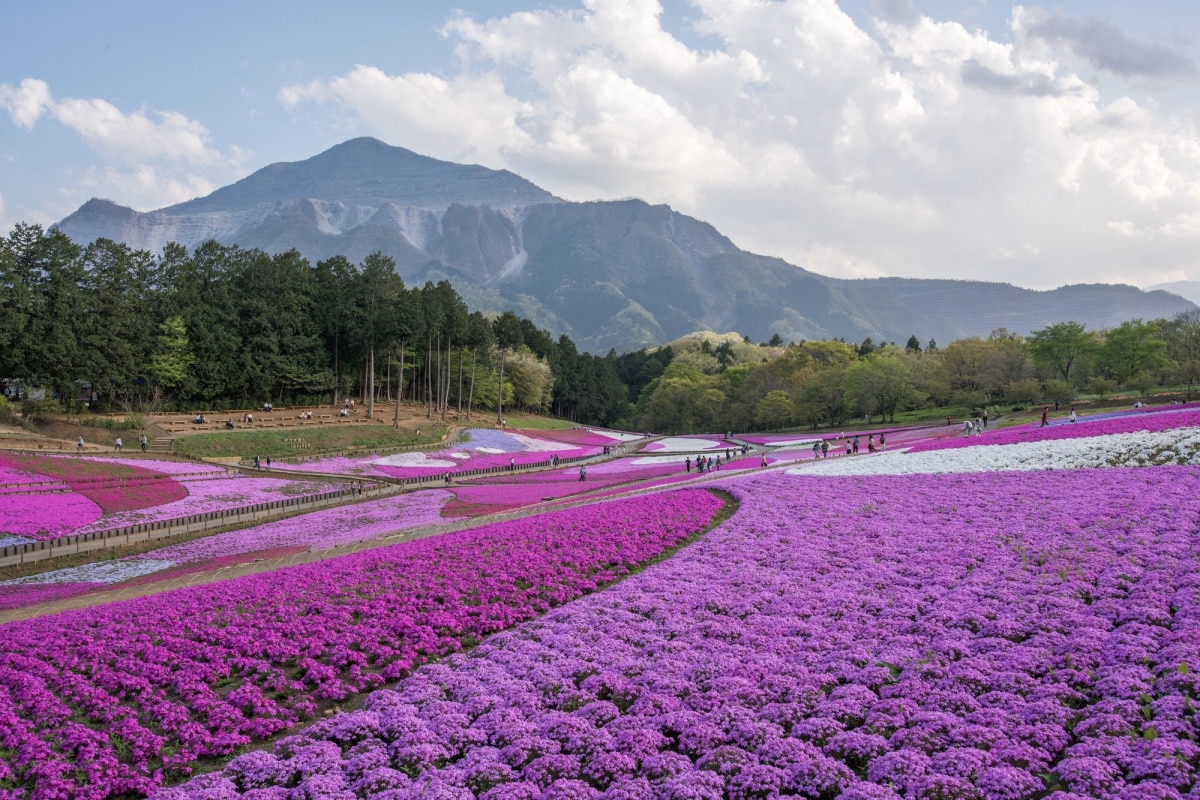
[795,423,1200,476]
[0,489,726,799]
[909,407,1200,453]
[164,464,1200,798]
[0,491,455,611]
[0,464,343,544]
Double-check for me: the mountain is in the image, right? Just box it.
[55,137,1197,353]
[1147,280,1200,307]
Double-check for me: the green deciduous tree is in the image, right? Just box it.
[1028,321,1097,383]
[845,350,917,423]
[493,310,525,424]
[754,389,793,430]
[1095,318,1170,387]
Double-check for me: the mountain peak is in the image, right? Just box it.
[167,138,559,215]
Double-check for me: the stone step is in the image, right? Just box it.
[148,437,174,453]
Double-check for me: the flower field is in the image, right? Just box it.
[0,454,190,516]
[6,408,1200,799]
[155,458,1200,799]
[270,428,626,480]
[0,490,725,798]
[0,492,455,610]
[443,460,687,517]
[793,426,1200,476]
[0,454,343,545]
[909,407,1200,453]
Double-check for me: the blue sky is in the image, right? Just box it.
[3,0,1199,290]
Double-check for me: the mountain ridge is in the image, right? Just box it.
[54,138,1196,353]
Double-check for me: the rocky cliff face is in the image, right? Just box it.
[55,138,1196,353]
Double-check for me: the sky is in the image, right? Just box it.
[2,0,1199,291]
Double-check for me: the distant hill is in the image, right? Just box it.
[1147,280,1200,307]
[55,137,1196,353]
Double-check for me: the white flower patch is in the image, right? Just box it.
[505,433,577,452]
[588,429,642,442]
[628,455,695,466]
[786,427,1200,476]
[1,558,177,586]
[372,452,461,469]
[475,447,506,454]
[760,437,822,448]
[649,437,728,452]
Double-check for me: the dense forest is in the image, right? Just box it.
[3,223,1199,434]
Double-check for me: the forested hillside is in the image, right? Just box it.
[3,223,1197,434]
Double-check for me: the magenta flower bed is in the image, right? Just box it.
[0,492,457,614]
[136,490,451,565]
[373,448,591,480]
[168,465,1200,799]
[444,469,679,517]
[0,491,102,539]
[0,489,725,798]
[0,453,189,515]
[442,458,702,518]
[0,463,51,485]
[75,458,228,476]
[71,476,342,536]
[0,582,104,611]
[910,407,1200,453]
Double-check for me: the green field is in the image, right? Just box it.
[172,423,449,459]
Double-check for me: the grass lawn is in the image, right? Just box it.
[173,424,448,459]
[495,413,579,431]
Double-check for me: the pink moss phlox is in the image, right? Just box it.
[0,490,724,798]
[174,465,1200,798]
[910,408,1200,453]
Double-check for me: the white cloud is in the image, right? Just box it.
[1,79,223,166]
[51,100,218,165]
[281,66,536,164]
[274,1,1200,288]
[268,2,1199,289]
[0,78,51,128]
[0,79,240,214]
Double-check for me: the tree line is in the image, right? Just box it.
[614,316,1200,434]
[3,223,1197,433]
[0,224,627,425]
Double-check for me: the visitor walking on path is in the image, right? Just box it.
[1069,406,1077,423]
[579,466,586,481]
[77,436,84,452]
[879,434,886,451]
[114,437,122,452]
[140,434,147,452]
[1041,407,1049,427]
